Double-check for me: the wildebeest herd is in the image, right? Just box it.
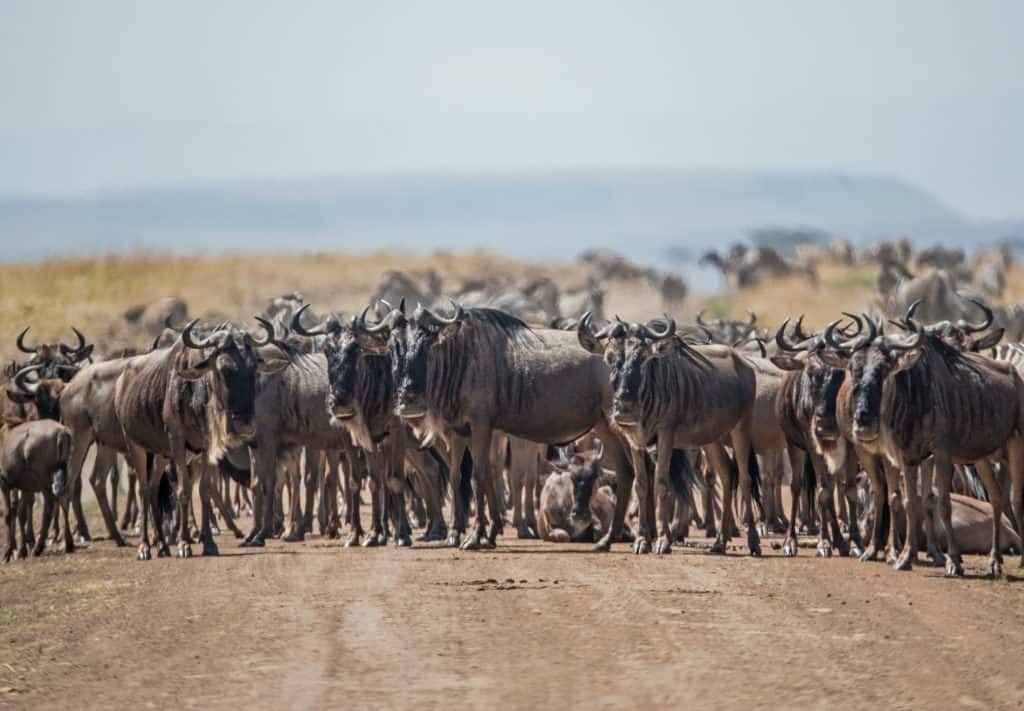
[4,246,1024,584]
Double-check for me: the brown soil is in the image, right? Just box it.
[2,521,1024,710]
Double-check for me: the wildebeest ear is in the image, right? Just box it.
[970,328,1004,351]
[893,348,923,373]
[256,356,290,375]
[433,322,462,347]
[769,354,804,371]
[817,350,849,370]
[75,344,95,362]
[176,353,217,380]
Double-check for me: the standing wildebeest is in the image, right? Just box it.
[379,301,637,551]
[1,418,72,561]
[579,314,756,556]
[115,320,288,560]
[826,312,1024,577]
[291,304,448,546]
[770,317,863,558]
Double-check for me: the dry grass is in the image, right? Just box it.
[4,251,1022,362]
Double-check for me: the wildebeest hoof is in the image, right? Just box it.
[654,537,672,555]
[363,534,383,548]
[707,539,727,555]
[516,524,537,540]
[893,554,912,571]
[2,550,12,563]
[282,532,305,543]
[756,523,768,537]
[74,534,89,545]
[987,558,1003,579]
[480,538,497,550]
[704,526,717,540]
[137,544,151,561]
[781,537,798,557]
[176,542,192,559]
[344,536,360,548]
[816,541,832,558]
[64,541,75,554]
[247,536,266,548]
[210,524,221,536]
[747,531,761,557]
[593,539,611,553]
[460,535,483,551]
[945,557,964,577]
[633,538,651,555]
[202,541,220,556]
[444,533,462,548]
[858,545,878,562]
[849,544,864,559]
[395,536,413,548]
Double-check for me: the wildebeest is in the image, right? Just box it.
[537,448,620,543]
[376,301,637,551]
[115,319,288,559]
[826,311,1024,576]
[579,314,756,556]
[292,304,449,546]
[1,418,72,561]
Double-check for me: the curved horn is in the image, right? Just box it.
[182,319,219,349]
[59,326,88,357]
[252,316,275,346]
[419,300,463,326]
[791,314,811,342]
[840,312,864,338]
[886,315,923,351]
[12,364,42,396]
[957,297,993,334]
[905,298,922,324]
[845,312,878,351]
[774,318,801,352]
[746,309,757,327]
[696,309,708,327]
[16,327,38,354]
[360,304,392,335]
[290,304,327,337]
[649,314,676,340]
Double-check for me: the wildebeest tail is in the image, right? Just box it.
[747,446,763,516]
[218,455,252,488]
[960,464,988,502]
[668,449,699,514]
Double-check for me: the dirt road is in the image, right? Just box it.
[3,523,1024,710]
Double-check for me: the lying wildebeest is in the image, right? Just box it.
[579,314,755,556]
[826,310,1024,576]
[115,319,288,559]
[373,301,638,551]
[1,418,72,561]
[538,448,621,543]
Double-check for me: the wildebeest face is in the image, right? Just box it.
[569,453,603,520]
[5,365,68,421]
[847,345,920,442]
[325,332,361,420]
[611,336,651,426]
[806,356,845,444]
[395,317,460,420]
[12,327,93,381]
[178,325,288,439]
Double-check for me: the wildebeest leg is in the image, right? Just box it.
[385,436,413,548]
[592,425,635,552]
[932,451,962,577]
[462,424,495,550]
[918,458,942,565]
[972,457,1004,577]
[654,429,676,555]
[208,470,243,539]
[17,495,31,559]
[89,445,127,546]
[197,462,219,556]
[524,449,540,538]
[34,492,57,557]
[702,455,718,539]
[283,451,306,542]
[732,430,761,557]
[405,449,447,542]
[344,454,365,547]
[363,451,387,547]
[842,455,863,557]
[2,485,14,563]
[808,453,843,557]
[124,447,154,559]
[323,451,341,539]
[244,439,277,547]
[120,469,137,532]
[893,463,920,571]
[174,460,198,559]
[628,446,654,554]
[70,475,90,543]
[781,444,805,557]
[704,443,735,555]
[302,450,322,539]
[1009,437,1024,568]
[57,469,76,554]
[857,453,886,561]
[445,435,469,548]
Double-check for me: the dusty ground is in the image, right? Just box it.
[3,507,1024,711]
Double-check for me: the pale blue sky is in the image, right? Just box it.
[1,1,1021,217]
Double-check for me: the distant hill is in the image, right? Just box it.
[1,170,1020,288]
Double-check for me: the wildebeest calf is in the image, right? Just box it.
[538,450,622,543]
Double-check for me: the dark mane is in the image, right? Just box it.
[638,339,715,430]
[425,307,539,422]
